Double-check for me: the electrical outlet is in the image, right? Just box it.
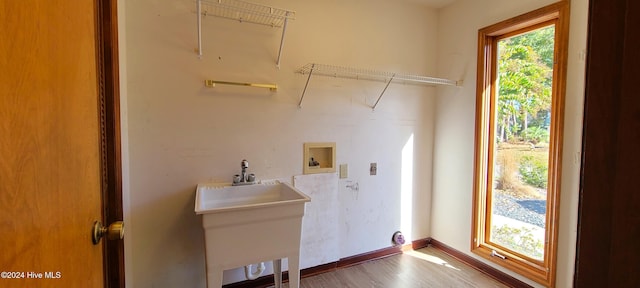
[370,163,377,175]
[339,164,348,179]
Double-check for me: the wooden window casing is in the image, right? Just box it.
[471,2,570,287]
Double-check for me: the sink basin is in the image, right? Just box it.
[195,180,310,288]
[195,181,310,214]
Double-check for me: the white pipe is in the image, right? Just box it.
[244,262,266,280]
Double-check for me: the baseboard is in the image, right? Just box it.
[222,238,431,288]
[411,237,431,250]
[337,243,404,268]
[222,238,530,288]
[429,238,533,288]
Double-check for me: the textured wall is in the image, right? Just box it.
[121,0,438,286]
[431,0,588,287]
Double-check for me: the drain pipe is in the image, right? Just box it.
[392,231,406,246]
[244,262,266,280]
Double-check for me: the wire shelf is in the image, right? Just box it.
[295,63,462,110]
[196,0,295,66]
[199,0,295,27]
[296,63,461,87]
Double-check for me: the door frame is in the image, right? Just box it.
[575,0,640,286]
[96,0,124,287]
[92,0,640,286]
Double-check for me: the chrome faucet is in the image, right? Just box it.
[240,159,249,182]
[233,159,255,185]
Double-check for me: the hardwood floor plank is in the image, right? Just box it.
[271,247,508,288]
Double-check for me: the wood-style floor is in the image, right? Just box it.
[272,247,508,288]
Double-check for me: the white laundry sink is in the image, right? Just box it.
[195,181,310,288]
[195,181,310,214]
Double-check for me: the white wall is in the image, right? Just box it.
[431,0,587,287]
[122,0,438,286]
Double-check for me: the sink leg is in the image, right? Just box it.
[288,254,300,288]
[207,268,223,288]
[273,259,282,288]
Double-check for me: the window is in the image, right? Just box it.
[472,2,569,286]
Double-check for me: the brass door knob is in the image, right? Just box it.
[92,221,124,245]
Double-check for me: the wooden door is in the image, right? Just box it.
[575,0,640,286]
[0,1,105,287]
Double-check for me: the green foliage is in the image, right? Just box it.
[513,26,555,69]
[491,224,544,259]
[519,155,548,189]
[528,110,551,130]
[522,126,549,144]
[495,26,555,143]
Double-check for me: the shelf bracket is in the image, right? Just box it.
[298,64,315,108]
[371,74,395,111]
[276,14,291,69]
[197,0,203,58]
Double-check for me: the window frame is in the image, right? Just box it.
[471,2,570,286]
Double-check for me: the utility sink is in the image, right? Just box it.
[195,181,310,288]
[195,181,310,214]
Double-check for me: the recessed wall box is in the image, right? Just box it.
[303,142,336,174]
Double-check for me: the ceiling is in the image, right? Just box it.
[403,0,458,9]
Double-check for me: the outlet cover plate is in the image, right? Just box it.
[339,164,348,179]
